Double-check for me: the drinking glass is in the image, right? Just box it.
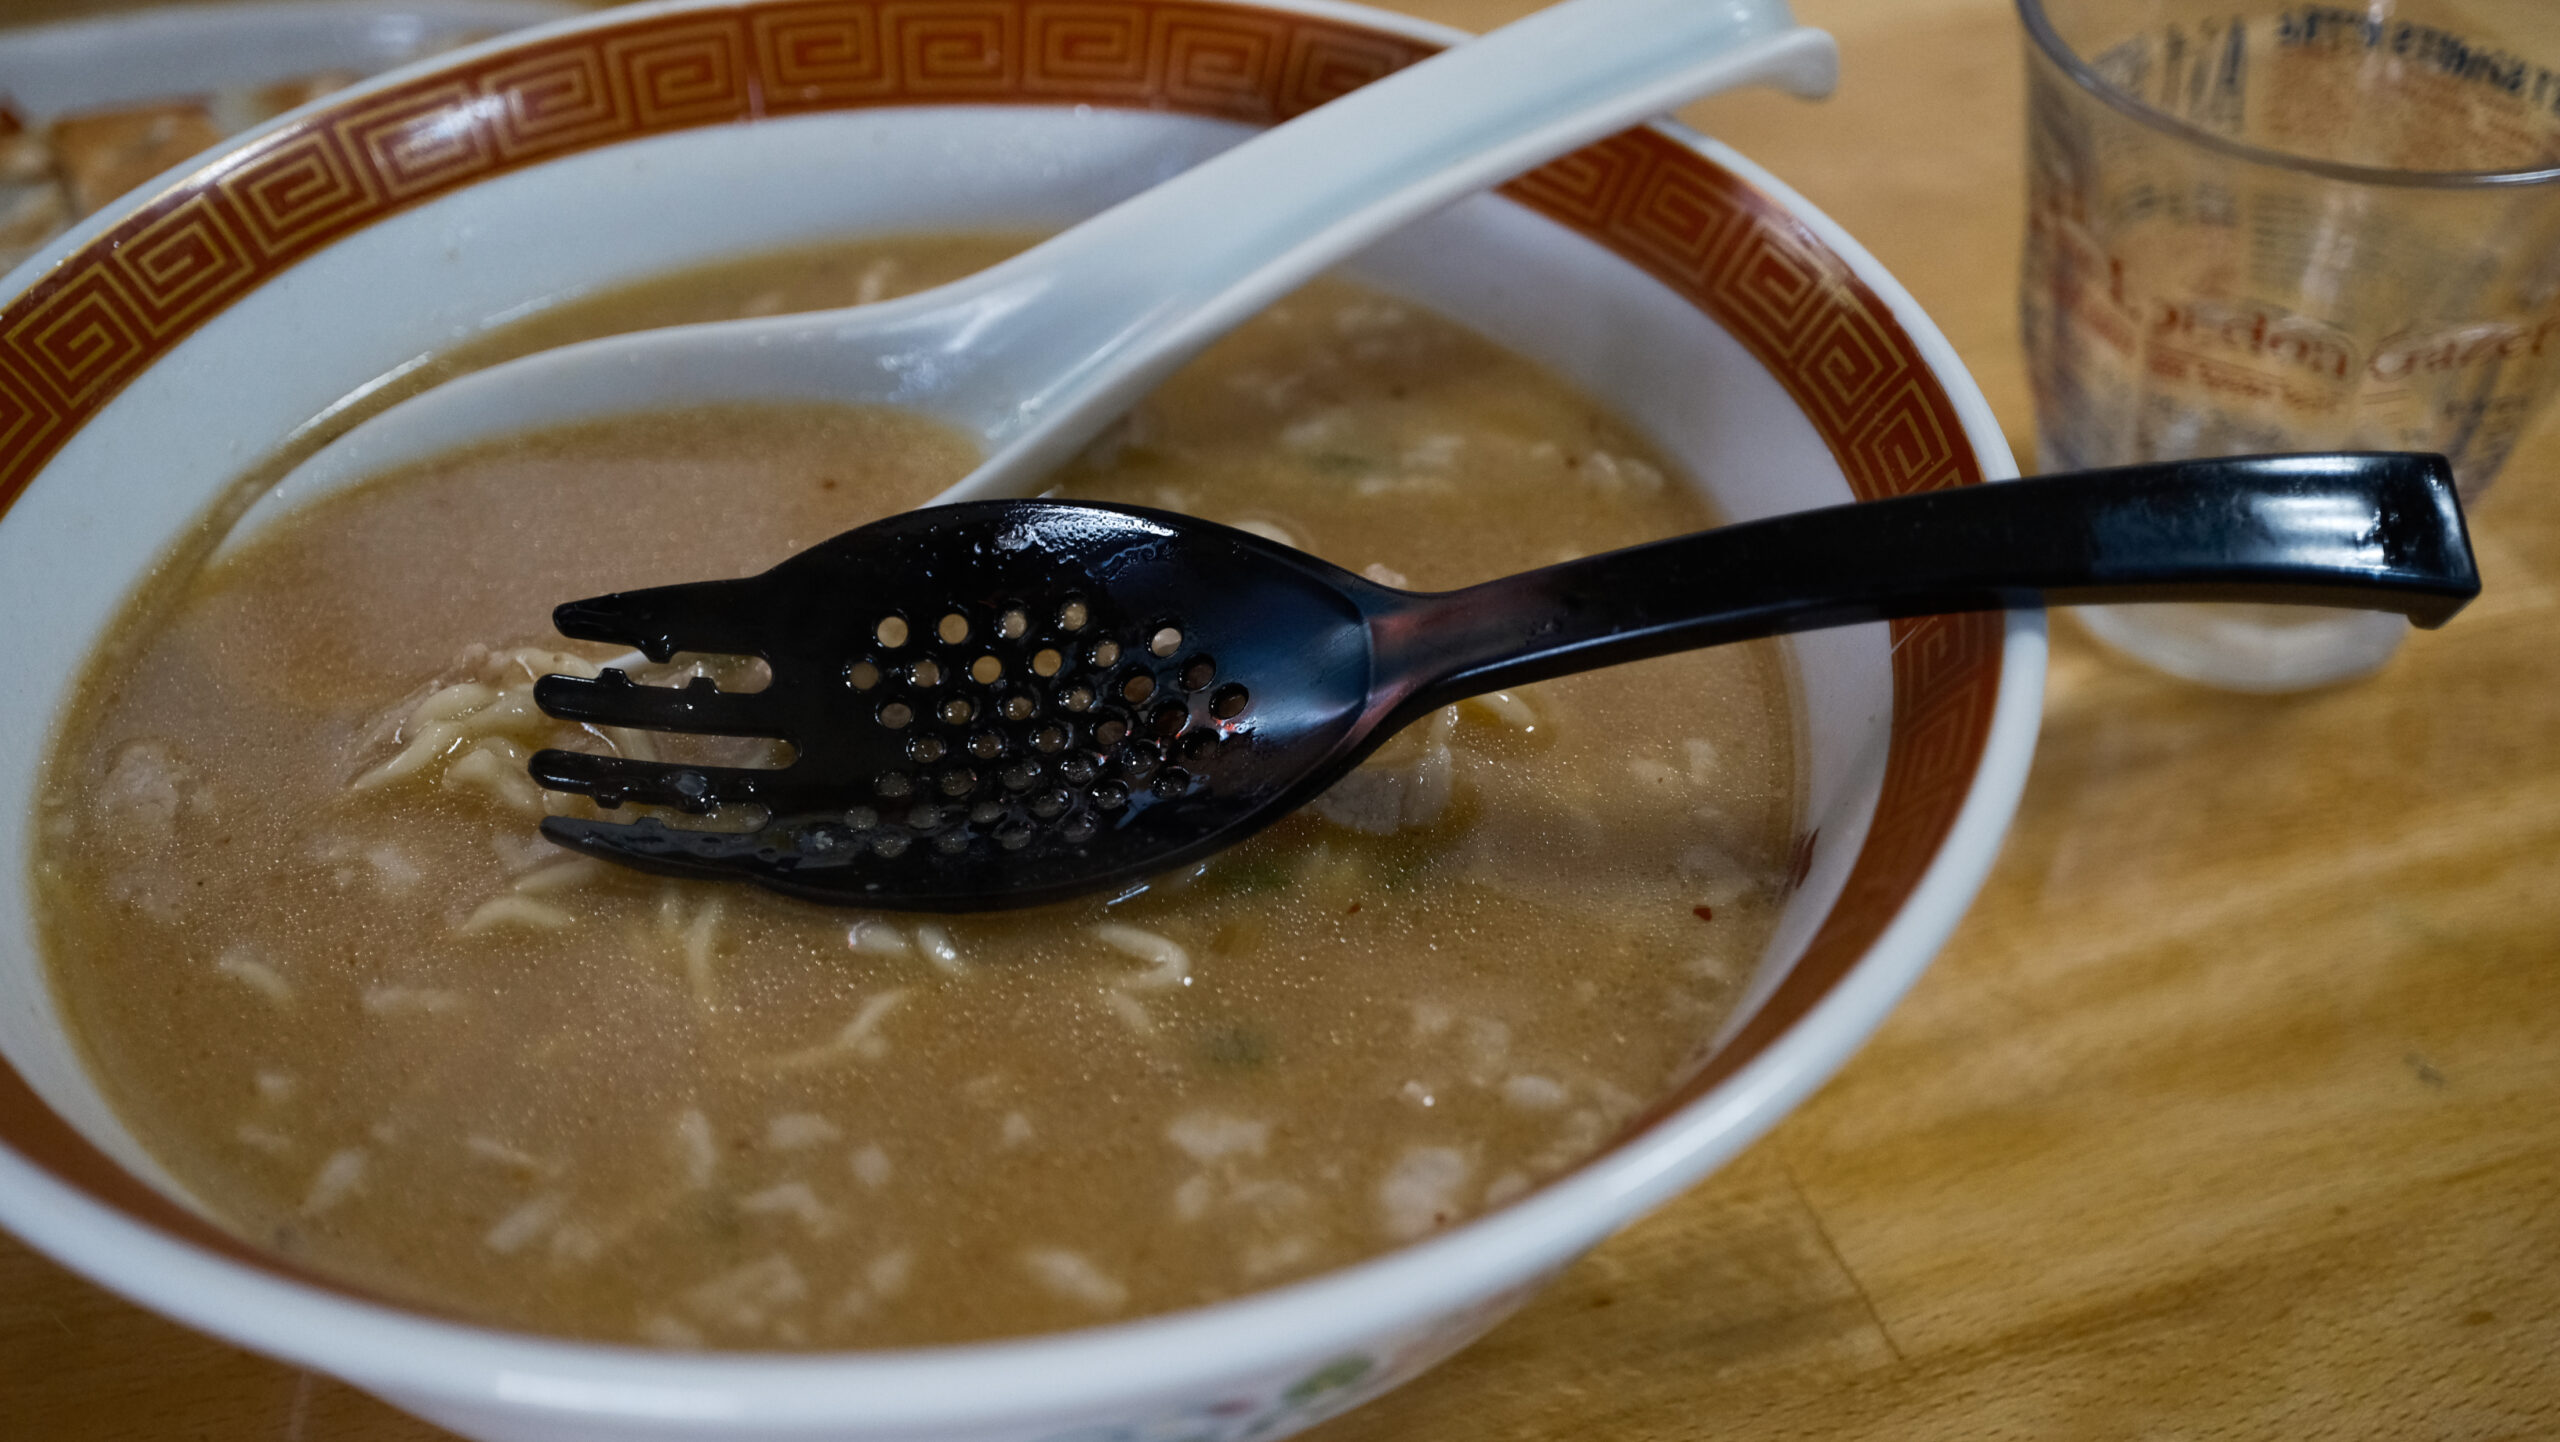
[2020,0,2560,689]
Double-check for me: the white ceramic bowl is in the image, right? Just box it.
[0,2,2040,1438]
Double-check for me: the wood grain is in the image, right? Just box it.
[5,0,2556,1437]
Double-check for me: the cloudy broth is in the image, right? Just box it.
[33,238,1797,1348]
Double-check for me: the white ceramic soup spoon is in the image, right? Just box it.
[224,0,1835,545]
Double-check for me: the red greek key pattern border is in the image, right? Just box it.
[1503,124,1994,1122]
[1503,128,1976,502]
[0,0,1998,1289]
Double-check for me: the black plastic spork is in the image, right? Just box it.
[527,452,2478,911]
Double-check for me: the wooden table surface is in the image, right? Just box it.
[6,0,2556,1436]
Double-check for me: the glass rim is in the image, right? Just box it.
[2017,0,2560,190]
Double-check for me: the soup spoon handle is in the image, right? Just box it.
[1383,452,2478,712]
[916,0,1839,498]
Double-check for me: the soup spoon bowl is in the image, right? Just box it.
[221,0,1836,552]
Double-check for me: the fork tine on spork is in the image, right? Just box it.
[528,749,796,815]
[535,670,794,740]
[550,580,802,665]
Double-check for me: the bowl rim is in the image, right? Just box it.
[0,0,2040,1424]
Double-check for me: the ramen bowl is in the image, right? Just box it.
[0,1,2037,1438]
